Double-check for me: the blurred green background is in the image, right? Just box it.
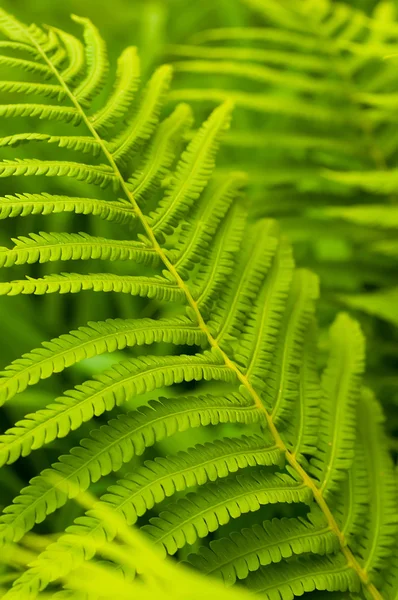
[1,0,248,74]
[2,0,392,69]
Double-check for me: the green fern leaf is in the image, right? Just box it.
[0,351,234,465]
[0,80,65,97]
[337,288,398,327]
[354,389,397,577]
[150,100,233,235]
[187,512,339,585]
[0,273,184,301]
[0,193,135,222]
[0,159,118,188]
[0,9,394,600]
[110,65,173,168]
[0,393,262,544]
[21,435,281,571]
[89,45,140,132]
[70,15,109,104]
[310,313,365,498]
[143,471,311,556]
[0,53,52,76]
[268,269,319,426]
[0,103,81,123]
[128,102,193,201]
[244,555,361,598]
[0,316,205,405]
[0,233,159,268]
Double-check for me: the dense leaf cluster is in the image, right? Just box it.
[0,6,396,600]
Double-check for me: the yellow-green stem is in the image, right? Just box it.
[29,28,382,600]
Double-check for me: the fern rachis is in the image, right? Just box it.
[0,8,396,600]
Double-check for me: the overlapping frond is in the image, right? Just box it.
[110,65,173,169]
[167,0,398,347]
[149,100,233,235]
[0,8,395,600]
[0,316,205,406]
[0,193,136,222]
[0,272,184,300]
[69,15,109,105]
[0,233,159,268]
[143,471,311,556]
[128,102,193,201]
[244,555,360,598]
[0,394,263,545]
[310,313,365,497]
[354,389,397,577]
[89,46,140,133]
[9,435,281,582]
[0,350,234,466]
[187,511,339,585]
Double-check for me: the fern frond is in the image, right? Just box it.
[174,60,340,95]
[0,159,118,188]
[189,26,326,51]
[29,435,282,569]
[0,393,262,544]
[323,168,398,194]
[337,438,369,544]
[93,434,281,529]
[309,204,398,229]
[0,316,205,406]
[240,241,294,387]
[194,202,248,312]
[244,555,360,598]
[0,233,159,268]
[310,314,365,498]
[0,273,184,301]
[0,351,234,465]
[128,102,193,202]
[0,194,135,222]
[0,103,81,124]
[0,39,41,57]
[187,512,339,585]
[90,46,140,133]
[70,15,109,105]
[268,270,319,426]
[168,88,342,123]
[168,44,330,73]
[210,219,278,346]
[0,9,30,43]
[173,172,247,276]
[0,54,52,76]
[287,328,322,461]
[1,133,103,155]
[354,389,398,577]
[0,81,65,98]
[216,130,358,155]
[0,134,102,155]
[337,288,398,327]
[143,471,311,556]
[150,100,232,235]
[169,0,398,375]
[110,65,173,169]
[51,28,85,85]
[0,9,393,600]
